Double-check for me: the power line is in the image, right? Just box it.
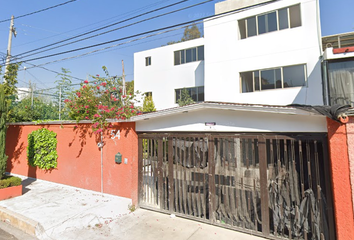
[12,0,172,49]
[0,0,78,24]
[12,0,277,70]
[16,0,213,60]
[13,0,192,58]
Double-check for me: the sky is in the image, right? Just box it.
[0,0,353,94]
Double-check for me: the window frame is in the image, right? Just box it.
[239,4,301,39]
[240,64,307,93]
[175,86,205,103]
[145,56,151,66]
[174,46,204,65]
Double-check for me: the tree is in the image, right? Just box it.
[181,24,201,41]
[55,68,73,120]
[9,96,58,122]
[0,85,8,179]
[3,63,21,97]
[143,95,156,113]
[65,66,142,134]
[177,88,195,107]
[166,24,201,45]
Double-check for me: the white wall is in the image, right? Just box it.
[134,0,324,111]
[204,0,323,106]
[134,38,204,110]
[135,108,327,132]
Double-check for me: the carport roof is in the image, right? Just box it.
[130,101,323,121]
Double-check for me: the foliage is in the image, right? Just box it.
[142,95,156,113]
[3,63,21,97]
[0,176,22,189]
[27,128,58,170]
[9,96,58,122]
[167,24,201,45]
[0,84,8,179]
[65,66,142,134]
[55,68,73,120]
[181,24,201,41]
[177,88,195,107]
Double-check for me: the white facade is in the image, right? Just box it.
[134,38,204,110]
[134,0,324,110]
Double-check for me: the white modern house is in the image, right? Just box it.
[132,1,343,240]
[134,0,323,110]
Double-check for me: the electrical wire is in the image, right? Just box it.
[0,0,78,24]
[12,0,173,48]
[16,0,213,60]
[10,0,278,72]
[12,0,193,58]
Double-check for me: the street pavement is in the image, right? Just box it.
[0,175,266,240]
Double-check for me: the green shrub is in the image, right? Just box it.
[27,128,58,170]
[0,176,22,189]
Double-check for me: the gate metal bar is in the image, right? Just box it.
[138,133,335,240]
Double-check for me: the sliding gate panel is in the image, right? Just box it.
[138,133,335,240]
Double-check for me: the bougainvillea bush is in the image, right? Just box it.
[65,67,142,134]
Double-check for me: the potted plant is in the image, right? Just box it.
[0,176,22,200]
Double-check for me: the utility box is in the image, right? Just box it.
[115,152,122,164]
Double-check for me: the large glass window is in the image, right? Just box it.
[241,64,306,92]
[175,86,205,103]
[174,46,204,65]
[239,4,301,39]
[327,60,354,106]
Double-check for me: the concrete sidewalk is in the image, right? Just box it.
[0,176,266,240]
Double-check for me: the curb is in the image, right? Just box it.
[0,206,43,237]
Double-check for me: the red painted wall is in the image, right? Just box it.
[346,118,354,218]
[327,118,354,240]
[5,122,139,204]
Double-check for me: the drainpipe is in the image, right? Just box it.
[98,132,104,193]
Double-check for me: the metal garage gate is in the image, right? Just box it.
[138,133,335,240]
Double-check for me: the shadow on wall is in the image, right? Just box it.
[292,60,323,105]
[194,61,205,87]
[6,126,23,172]
[69,124,93,158]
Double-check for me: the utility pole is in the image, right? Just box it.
[121,60,126,96]
[59,87,62,120]
[4,15,17,81]
[121,60,126,105]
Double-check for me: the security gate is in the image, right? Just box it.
[138,133,335,240]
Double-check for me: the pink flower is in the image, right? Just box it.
[85,105,89,109]
[113,87,116,90]
[84,80,89,84]
[101,82,107,87]
[82,85,87,89]
[97,86,100,90]
[85,116,89,120]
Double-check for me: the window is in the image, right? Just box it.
[239,4,301,39]
[240,64,306,93]
[175,86,204,103]
[174,46,204,65]
[327,60,354,106]
[145,57,151,66]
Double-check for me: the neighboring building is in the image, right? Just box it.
[322,31,354,107]
[134,0,323,110]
